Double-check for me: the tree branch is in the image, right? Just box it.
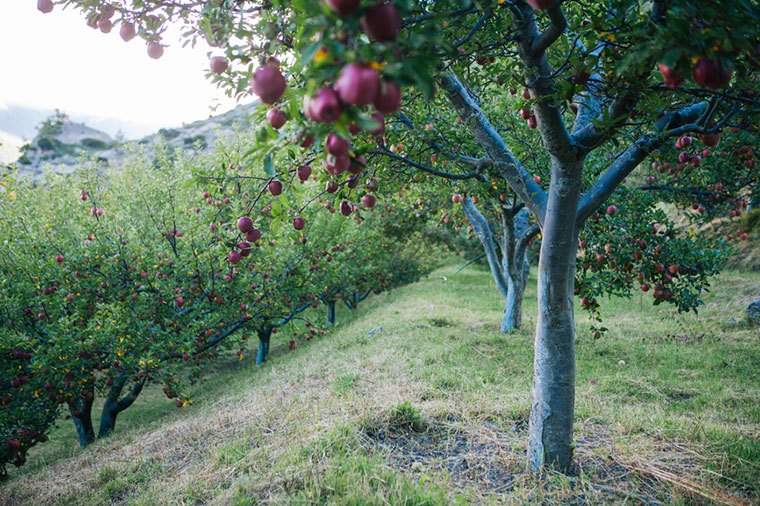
[462,197,509,298]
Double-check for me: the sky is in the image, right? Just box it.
[0,2,249,138]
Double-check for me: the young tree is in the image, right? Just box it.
[48,0,759,473]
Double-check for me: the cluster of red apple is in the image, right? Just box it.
[658,57,733,89]
[37,0,163,59]
[513,88,539,129]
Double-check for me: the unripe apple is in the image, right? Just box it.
[251,64,287,104]
[326,133,350,156]
[267,108,287,129]
[268,179,283,196]
[297,164,312,182]
[335,63,380,105]
[210,56,228,74]
[361,2,401,42]
[293,216,305,230]
[692,57,733,89]
[374,80,402,114]
[237,216,254,233]
[228,251,242,264]
[305,87,342,123]
[37,0,54,13]
[361,194,377,208]
[325,0,360,16]
[147,41,164,59]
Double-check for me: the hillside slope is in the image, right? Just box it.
[2,265,759,505]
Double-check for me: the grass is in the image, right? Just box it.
[2,262,759,505]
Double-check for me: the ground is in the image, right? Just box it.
[2,263,759,505]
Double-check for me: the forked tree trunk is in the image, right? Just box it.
[256,327,272,366]
[527,167,581,472]
[68,395,95,448]
[98,374,145,438]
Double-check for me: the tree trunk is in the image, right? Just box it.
[527,168,581,473]
[256,327,272,366]
[501,273,525,332]
[98,402,118,439]
[326,300,336,325]
[68,396,95,448]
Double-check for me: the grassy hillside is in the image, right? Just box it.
[2,264,759,505]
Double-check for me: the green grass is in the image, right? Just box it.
[2,263,759,505]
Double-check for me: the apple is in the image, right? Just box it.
[452,193,463,204]
[368,112,385,135]
[326,133,350,156]
[251,64,287,104]
[119,21,136,41]
[325,0,360,16]
[362,2,401,41]
[668,264,679,275]
[692,57,733,89]
[175,296,185,307]
[699,132,720,147]
[606,205,617,215]
[238,241,251,257]
[522,87,531,99]
[326,154,351,175]
[267,108,287,129]
[80,190,89,201]
[210,56,228,74]
[335,63,380,105]
[237,216,254,233]
[147,41,164,59]
[268,179,283,196]
[228,251,242,264]
[657,63,683,88]
[300,133,315,148]
[246,228,262,242]
[340,200,353,216]
[374,80,402,113]
[361,194,377,208]
[305,87,342,123]
[297,164,312,182]
[527,116,537,129]
[519,108,531,120]
[38,0,54,13]
[6,438,21,451]
[55,254,64,264]
[293,216,305,230]
[98,17,112,33]
[325,181,339,193]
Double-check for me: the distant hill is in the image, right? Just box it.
[6,103,260,179]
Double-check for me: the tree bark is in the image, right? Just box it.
[501,273,525,332]
[527,165,581,473]
[68,395,95,448]
[326,300,336,326]
[256,327,272,366]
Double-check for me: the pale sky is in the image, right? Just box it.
[0,2,249,138]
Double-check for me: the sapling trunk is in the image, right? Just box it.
[256,327,272,365]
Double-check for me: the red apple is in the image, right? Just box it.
[519,108,531,120]
[326,181,339,193]
[293,216,305,230]
[326,154,351,174]
[300,133,315,148]
[268,179,283,196]
[237,216,253,233]
[55,255,64,264]
[251,64,287,104]
[527,116,537,129]
[335,63,380,105]
[692,57,733,89]
[97,17,112,33]
[228,251,242,264]
[699,132,720,147]
[238,241,251,257]
[210,56,228,74]
[361,194,377,208]
[452,193,463,204]
[606,205,617,216]
[297,164,312,182]
[340,200,353,216]
[361,2,401,42]
[37,0,54,13]
[119,21,136,41]
[305,87,342,123]
[267,108,287,129]
[657,63,683,88]
[246,228,262,242]
[374,80,402,114]
[175,296,185,307]
[326,133,350,157]
[325,0,360,16]
[147,41,164,59]
[640,284,650,292]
